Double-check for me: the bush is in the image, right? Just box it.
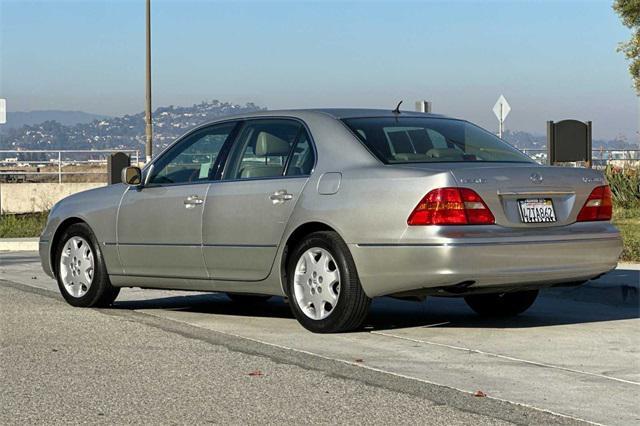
[604,165,640,209]
[0,212,49,238]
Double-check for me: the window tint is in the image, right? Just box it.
[224,120,301,180]
[286,129,314,176]
[148,122,236,185]
[342,117,532,164]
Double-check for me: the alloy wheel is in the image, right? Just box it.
[59,236,95,298]
[293,247,341,320]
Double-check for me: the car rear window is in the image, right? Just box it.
[341,117,532,164]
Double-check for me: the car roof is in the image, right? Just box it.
[298,108,449,119]
[206,108,451,122]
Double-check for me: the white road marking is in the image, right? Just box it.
[371,330,640,386]
[422,321,451,328]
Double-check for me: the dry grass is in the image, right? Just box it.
[614,207,640,262]
[0,212,49,238]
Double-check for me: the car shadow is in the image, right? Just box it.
[111,273,640,332]
[114,293,295,320]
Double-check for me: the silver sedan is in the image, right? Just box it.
[39,109,623,332]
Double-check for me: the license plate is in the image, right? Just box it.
[518,198,557,223]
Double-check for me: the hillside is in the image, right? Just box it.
[0,101,264,151]
[0,101,635,153]
[1,110,110,129]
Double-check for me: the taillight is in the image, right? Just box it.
[576,185,612,222]
[407,187,495,226]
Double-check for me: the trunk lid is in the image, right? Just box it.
[398,163,605,227]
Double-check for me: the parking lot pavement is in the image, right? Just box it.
[1,252,639,425]
[1,285,523,425]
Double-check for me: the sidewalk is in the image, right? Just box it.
[0,238,39,252]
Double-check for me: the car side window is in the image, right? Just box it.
[285,129,314,176]
[148,122,237,185]
[223,119,302,180]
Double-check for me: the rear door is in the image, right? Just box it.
[117,121,239,278]
[202,119,315,281]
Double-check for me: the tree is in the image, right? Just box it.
[614,0,640,94]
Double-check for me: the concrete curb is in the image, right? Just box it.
[0,237,39,252]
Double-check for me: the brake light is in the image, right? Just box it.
[576,185,612,222]
[407,187,495,225]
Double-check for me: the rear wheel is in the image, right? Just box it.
[226,293,272,304]
[286,231,370,333]
[54,223,119,307]
[464,290,538,317]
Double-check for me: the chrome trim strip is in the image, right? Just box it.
[108,272,262,282]
[106,242,276,248]
[497,190,575,196]
[356,236,620,248]
[203,243,277,248]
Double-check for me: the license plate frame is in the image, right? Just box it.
[517,198,557,224]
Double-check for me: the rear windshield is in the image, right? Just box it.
[342,117,532,164]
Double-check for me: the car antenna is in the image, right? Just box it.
[392,100,403,114]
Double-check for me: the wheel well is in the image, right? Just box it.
[50,217,87,275]
[280,222,337,292]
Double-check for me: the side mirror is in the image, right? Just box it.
[121,166,142,186]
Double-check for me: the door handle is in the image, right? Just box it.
[183,195,204,208]
[269,190,293,204]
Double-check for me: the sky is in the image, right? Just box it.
[0,0,638,141]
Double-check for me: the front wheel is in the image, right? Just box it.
[286,231,370,333]
[464,290,539,317]
[54,223,119,307]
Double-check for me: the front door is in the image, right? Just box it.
[117,121,239,279]
[202,119,315,281]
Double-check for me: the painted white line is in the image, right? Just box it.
[371,330,640,386]
[422,321,451,328]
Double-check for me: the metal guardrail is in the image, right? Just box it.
[0,148,638,183]
[0,149,140,183]
[521,149,640,167]
[521,148,640,159]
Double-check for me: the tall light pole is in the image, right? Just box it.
[145,0,153,163]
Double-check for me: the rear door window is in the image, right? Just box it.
[223,119,301,180]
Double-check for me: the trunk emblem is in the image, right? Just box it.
[529,173,543,184]
[582,176,603,183]
[459,178,487,184]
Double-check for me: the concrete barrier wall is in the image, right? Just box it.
[0,183,106,214]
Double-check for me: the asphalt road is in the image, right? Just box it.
[1,252,639,425]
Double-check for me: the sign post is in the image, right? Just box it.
[492,95,511,138]
[0,99,6,124]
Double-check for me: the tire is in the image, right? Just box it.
[226,293,272,304]
[54,223,120,308]
[285,231,370,333]
[464,290,539,317]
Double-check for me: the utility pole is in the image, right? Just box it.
[145,0,153,163]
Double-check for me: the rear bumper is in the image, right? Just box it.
[349,233,623,298]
